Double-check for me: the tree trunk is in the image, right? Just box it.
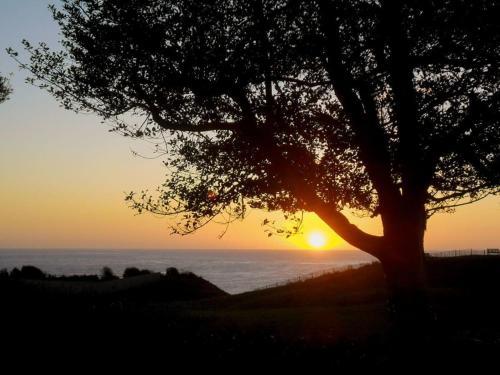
[315,194,434,336]
[379,221,433,339]
[382,250,427,323]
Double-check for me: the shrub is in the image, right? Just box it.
[123,267,153,278]
[0,268,9,280]
[166,267,180,278]
[10,268,21,279]
[123,267,141,278]
[20,265,46,280]
[100,266,117,281]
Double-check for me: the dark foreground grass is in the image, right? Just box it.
[2,256,500,370]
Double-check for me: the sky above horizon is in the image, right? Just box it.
[0,0,499,251]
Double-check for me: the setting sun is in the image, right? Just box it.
[308,231,327,249]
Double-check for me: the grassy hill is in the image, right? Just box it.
[2,256,500,370]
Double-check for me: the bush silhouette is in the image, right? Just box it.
[123,267,152,278]
[0,268,9,280]
[20,265,46,280]
[10,268,21,279]
[166,267,180,278]
[100,266,118,281]
[123,267,141,278]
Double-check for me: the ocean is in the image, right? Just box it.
[0,249,377,294]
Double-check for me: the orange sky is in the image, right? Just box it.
[0,1,498,252]
[0,95,498,251]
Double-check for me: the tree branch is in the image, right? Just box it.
[318,0,401,218]
[381,0,426,201]
[271,76,331,87]
[426,189,499,216]
[150,109,242,133]
[264,138,385,258]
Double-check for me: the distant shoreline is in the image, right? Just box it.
[2,248,497,294]
[0,248,375,294]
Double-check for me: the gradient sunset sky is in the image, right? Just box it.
[0,0,498,251]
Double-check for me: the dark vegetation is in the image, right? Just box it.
[2,256,500,370]
[0,73,11,104]
[122,266,152,278]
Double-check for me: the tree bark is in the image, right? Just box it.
[378,212,433,338]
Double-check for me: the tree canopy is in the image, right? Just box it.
[9,0,500,259]
[0,74,12,104]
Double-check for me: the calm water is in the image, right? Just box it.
[0,249,376,294]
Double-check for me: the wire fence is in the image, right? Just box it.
[427,248,500,257]
[256,248,500,291]
[255,262,371,291]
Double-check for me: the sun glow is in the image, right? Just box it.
[307,231,327,249]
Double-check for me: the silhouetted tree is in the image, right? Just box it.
[100,266,117,281]
[20,265,46,280]
[10,1,500,317]
[0,74,11,104]
[123,267,152,278]
[10,268,21,279]
[166,267,180,278]
[0,268,9,280]
[123,267,141,278]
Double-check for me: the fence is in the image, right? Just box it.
[255,262,371,291]
[426,249,500,257]
[256,248,500,291]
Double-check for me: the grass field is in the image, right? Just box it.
[2,256,500,370]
